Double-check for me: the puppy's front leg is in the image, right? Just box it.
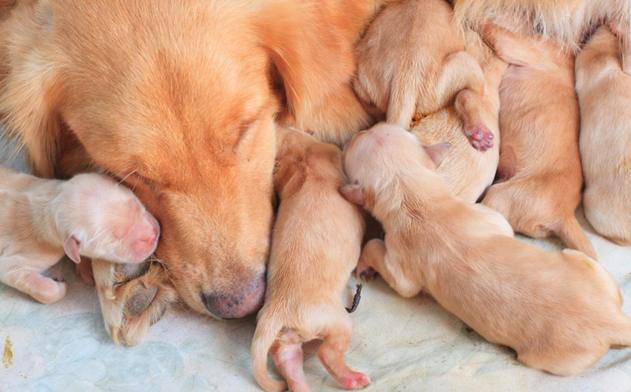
[358,239,421,298]
[2,262,68,304]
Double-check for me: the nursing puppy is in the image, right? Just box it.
[410,31,507,202]
[354,0,494,150]
[340,123,631,376]
[478,24,597,259]
[0,167,159,303]
[452,0,631,75]
[576,26,631,246]
[251,128,366,392]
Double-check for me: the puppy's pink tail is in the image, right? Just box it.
[556,216,597,260]
[610,315,631,347]
[251,315,287,392]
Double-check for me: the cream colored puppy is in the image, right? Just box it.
[251,128,366,392]
[410,31,507,202]
[340,123,631,376]
[576,26,631,246]
[478,24,597,259]
[354,0,494,150]
[0,167,159,303]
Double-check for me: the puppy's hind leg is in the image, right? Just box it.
[270,331,310,392]
[317,311,369,390]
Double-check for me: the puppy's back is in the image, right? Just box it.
[577,27,631,245]
[269,129,364,311]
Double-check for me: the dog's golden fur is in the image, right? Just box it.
[251,127,365,392]
[478,23,597,259]
[452,0,631,74]
[576,26,631,246]
[0,0,389,337]
[340,123,631,376]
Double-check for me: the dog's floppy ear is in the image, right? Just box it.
[64,235,82,264]
[256,1,355,117]
[339,184,366,205]
[423,142,451,168]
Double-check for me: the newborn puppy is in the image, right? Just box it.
[251,127,366,392]
[354,0,494,150]
[576,26,631,246]
[340,123,631,376]
[452,0,631,75]
[478,24,597,259]
[0,167,160,303]
[410,30,507,202]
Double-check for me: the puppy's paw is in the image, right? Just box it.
[341,371,371,390]
[466,125,494,151]
[355,261,377,282]
[76,258,95,285]
[92,259,177,346]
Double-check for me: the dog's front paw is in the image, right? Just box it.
[92,259,177,346]
[355,261,377,282]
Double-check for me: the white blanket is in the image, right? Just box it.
[1,141,630,392]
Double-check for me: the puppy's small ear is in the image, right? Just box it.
[339,184,366,205]
[64,235,82,264]
[423,142,451,168]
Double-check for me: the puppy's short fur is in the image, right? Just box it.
[478,24,597,259]
[410,31,507,202]
[452,0,631,75]
[340,123,631,376]
[354,0,494,150]
[251,127,366,392]
[0,167,159,303]
[576,26,631,246]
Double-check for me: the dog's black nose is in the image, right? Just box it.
[201,274,266,319]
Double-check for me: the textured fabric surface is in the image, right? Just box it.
[1,139,630,392]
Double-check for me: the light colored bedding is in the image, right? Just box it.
[1,141,630,392]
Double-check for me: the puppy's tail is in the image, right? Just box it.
[251,315,287,392]
[556,216,597,260]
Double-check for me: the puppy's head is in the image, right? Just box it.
[60,174,159,265]
[31,1,357,319]
[339,123,450,208]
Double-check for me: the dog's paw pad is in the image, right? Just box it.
[93,260,177,346]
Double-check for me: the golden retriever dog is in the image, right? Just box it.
[0,0,390,343]
[340,123,631,376]
[251,127,365,392]
[0,167,158,303]
[354,0,495,150]
[452,0,631,75]
[409,30,507,202]
[477,24,597,260]
[576,26,631,246]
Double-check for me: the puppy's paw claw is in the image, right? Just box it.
[92,259,177,346]
[355,262,377,281]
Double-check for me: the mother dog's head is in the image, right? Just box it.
[0,0,359,318]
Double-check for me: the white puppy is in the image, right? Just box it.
[0,166,160,303]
